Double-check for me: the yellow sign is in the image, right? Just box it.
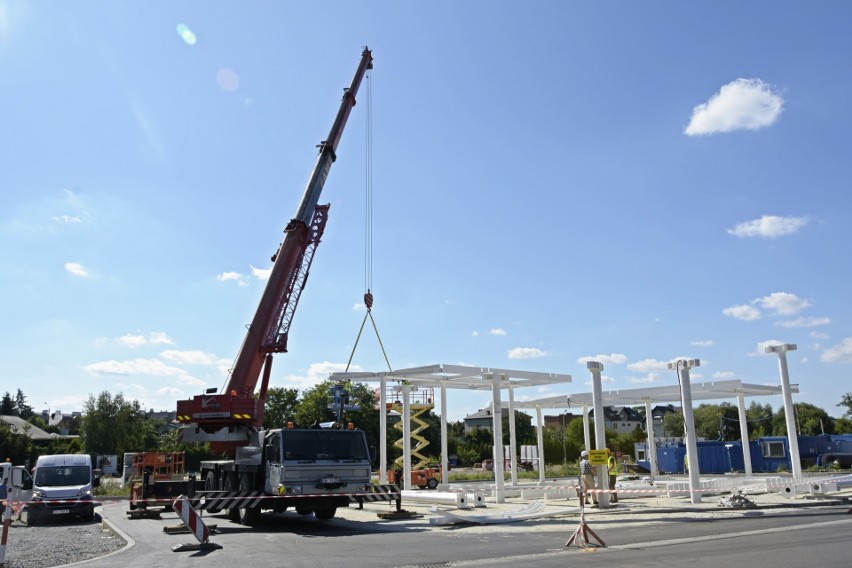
[588,450,608,466]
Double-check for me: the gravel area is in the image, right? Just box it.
[2,514,126,568]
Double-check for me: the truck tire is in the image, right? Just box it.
[223,473,240,523]
[296,507,313,516]
[314,507,336,521]
[426,477,439,490]
[238,474,261,526]
[204,472,221,513]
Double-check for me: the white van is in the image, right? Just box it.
[12,454,99,522]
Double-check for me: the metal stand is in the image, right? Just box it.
[565,486,605,549]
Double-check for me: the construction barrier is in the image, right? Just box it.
[173,495,208,544]
[1,504,11,568]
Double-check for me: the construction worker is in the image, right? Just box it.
[684,453,689,474]
[579,451,597,506]
[607,450,620,503]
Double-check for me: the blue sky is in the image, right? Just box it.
[2,2,851,423]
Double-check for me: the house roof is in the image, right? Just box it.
[1,415,60,440]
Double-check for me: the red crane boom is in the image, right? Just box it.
[177,48,373,447]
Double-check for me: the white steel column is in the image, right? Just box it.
[644,400,658,477]
[507,381,518,485]
[536,405,546,484]
[440,384,449,488]
[669,359,701,504]
[587,361,609,508]
[490,374,505,503]
[582,403,591,452]
[401,383,412,491]
[736,391,753,477]
[379,376,387,484]
[765,344,802,482]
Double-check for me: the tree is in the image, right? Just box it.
[772,402,833,436]
[838,392,852,418]
[81,391,152,459]
[294,382,334,427]
[14,389,34,419]
[1,391,14,415]
[263,387,300,429]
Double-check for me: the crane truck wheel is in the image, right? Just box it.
[426,477,439,490]
[204,472,222,513]
[223,473,240,523]
[314,507,337,521]
[296,507,312,516]
[238,473,261,526]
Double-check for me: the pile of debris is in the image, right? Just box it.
[718,490,757,509]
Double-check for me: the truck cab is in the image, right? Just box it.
[13,454,99,523]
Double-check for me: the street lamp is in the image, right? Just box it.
[764,343,802,481]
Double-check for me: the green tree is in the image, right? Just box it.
[838,392,852,418]
[771,402,833,436]
[294,382,334,427]
[1,391,14,415]
[81,391,152,459]
[14,388,34,419]
[834,417,852,434]
[263,387,300,429]
[0,420,35,464]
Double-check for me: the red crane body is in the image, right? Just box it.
[176,48,373,449]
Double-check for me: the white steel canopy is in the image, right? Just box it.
[330,364,572,501]
[564,379,796,406]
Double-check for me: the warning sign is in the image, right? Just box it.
[588,450,608,466]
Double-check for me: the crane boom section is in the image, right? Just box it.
[176,48,373,436]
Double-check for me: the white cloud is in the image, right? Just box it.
[690,340,714,347]
[810,331,829,340]
[821,338,852,364]
[626,358,669,373]
[754,292,811,315]
[726,215,808,238]
[776,316,830,329]
[52,215,82,224]
[471,331,480,337]
[116,332,174,349]
[65,262,90,277]
[723,304,761,321]
[712,371,735,379]
[507,347,546,360]
[250,265,271,280]
[626,373,661,384]
[577,353,628,365]
[156,386,184,397]
[160,349,219,365]
[117,334,148,349]
[489,328,507,336]
[278,361,363,390]
[84,358,205,386]
[217,271,248,286]
[684,78,783,136]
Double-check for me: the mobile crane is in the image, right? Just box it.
[166,48,399,525]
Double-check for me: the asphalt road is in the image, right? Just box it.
[84,500,852,568]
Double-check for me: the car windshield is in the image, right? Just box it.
[35,466,90,487]
[281,430,369,461]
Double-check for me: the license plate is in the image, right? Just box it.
[52,509,70,515]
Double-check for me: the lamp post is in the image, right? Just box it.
[764,343,802,482]
[44,402,50,427]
